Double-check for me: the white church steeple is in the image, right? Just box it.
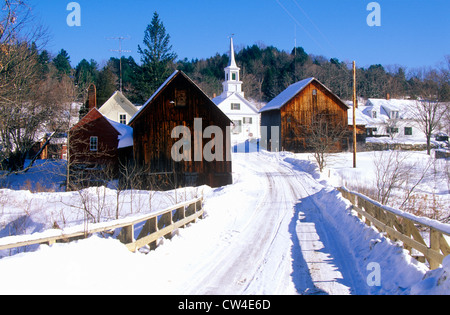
[222,36,243,97]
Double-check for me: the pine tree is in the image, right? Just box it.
[53,49,72,78]
[134,12,177,104]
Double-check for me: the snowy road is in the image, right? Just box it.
[1,149,439,295]
[169,151,369,295]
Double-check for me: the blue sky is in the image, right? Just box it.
[28,0,450,70]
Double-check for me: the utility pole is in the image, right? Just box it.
[352,61,357,168]
[107,36,131,92]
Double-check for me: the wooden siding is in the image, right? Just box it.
[262,80,348,152]
[130,72,232,188]
[68,109,120,185]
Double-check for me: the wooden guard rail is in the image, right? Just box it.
[338,187,450,269]
[0,197,203,254]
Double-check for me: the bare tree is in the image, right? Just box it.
[0,1,56,171]
[290,111,348,172]
[409,73,446,155]
[373,150,413,205]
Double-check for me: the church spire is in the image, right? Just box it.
[222,36,243,97]
[229,36,237,68]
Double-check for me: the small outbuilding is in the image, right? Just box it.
[259,77,349,152]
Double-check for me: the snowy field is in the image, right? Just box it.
[0,146,449,295]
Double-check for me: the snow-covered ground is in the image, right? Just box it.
[0,146,449,295]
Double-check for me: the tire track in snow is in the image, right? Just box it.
[176,152,368,295]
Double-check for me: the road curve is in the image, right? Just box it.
[178,151,368,295]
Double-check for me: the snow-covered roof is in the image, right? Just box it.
[259,77,349,113]
[347,104,376,126]
[365,98,419,121]
[212,92,259,115]
[259,77,315,112]
[107,118,133,149]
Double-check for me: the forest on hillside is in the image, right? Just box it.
[59,11,450,109]
[73,44,450,109]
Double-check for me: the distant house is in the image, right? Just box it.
[259,77,349,152]
[68,107,133,187]
[361,98,422,138]
[98,90,138,125]
[129,70,233,188]
[212,37,260,141]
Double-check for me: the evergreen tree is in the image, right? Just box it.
[53,49,72,78]
[96,61,118,107]
[134,11,177,104]
[75,58,98,87]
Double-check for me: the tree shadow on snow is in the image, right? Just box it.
[0,215,45,258]
[289,189,368,295]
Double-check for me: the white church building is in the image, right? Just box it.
[212,38,260,141]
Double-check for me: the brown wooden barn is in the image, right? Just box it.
[260,77,349,152]
[129,70,233,189]
[68,107,133,188]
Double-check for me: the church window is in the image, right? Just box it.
[232,73,236,80]
[231,103,240,110]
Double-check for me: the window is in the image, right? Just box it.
[232,120,242,134]
[312,89,317,95]
[90,136,98,151]
[404,127,413,136]
[390,111,399,119]
[175,89,187,107]
[372,111,377,118]
[232,72,236,80]
[119,114,127,124]
[388,127,399,134]
[243,117,252,124]
[231,103,240,110]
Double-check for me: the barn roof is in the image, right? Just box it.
[259,77,349,113]
[129,70,232,125]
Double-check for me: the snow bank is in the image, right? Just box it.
[284,154,450,295]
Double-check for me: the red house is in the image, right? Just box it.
[68,107,133,188]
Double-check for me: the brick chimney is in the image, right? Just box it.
[88,83,97,110]
[386,93,390,100]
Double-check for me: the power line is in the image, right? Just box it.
[275,0,354,82]
[291,0,339,57]
[274,0,326,53]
